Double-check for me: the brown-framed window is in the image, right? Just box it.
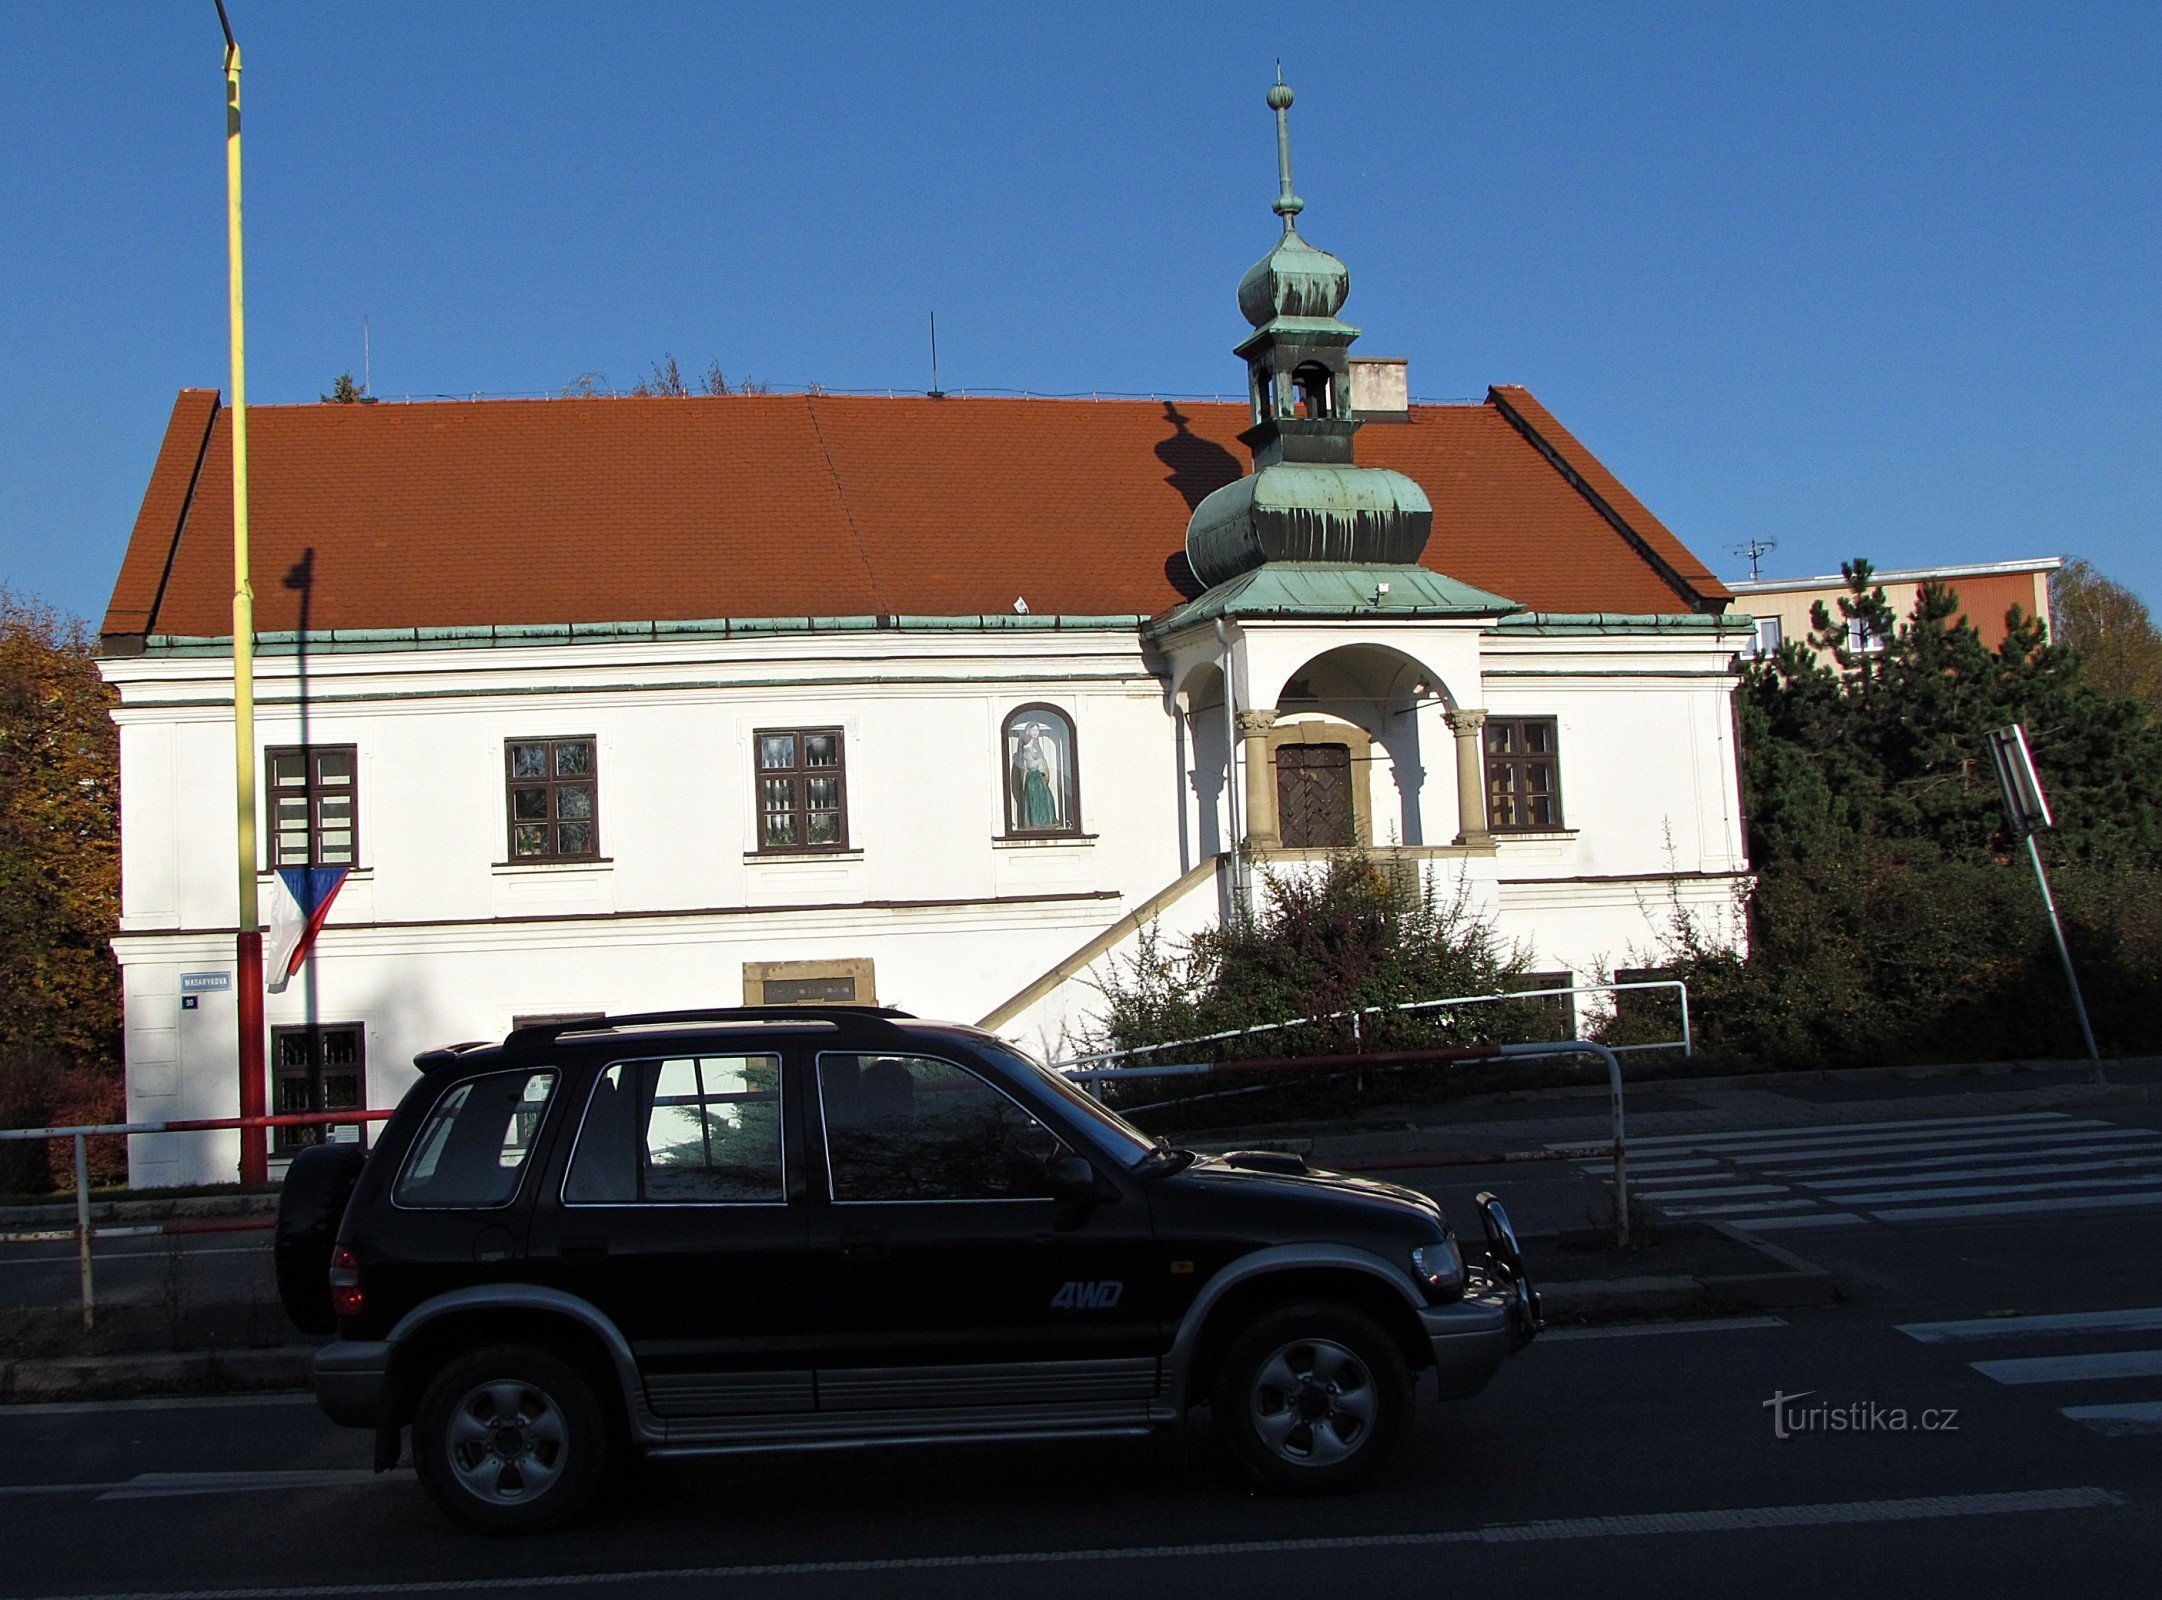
[267,745,359,866]
[1486,717,1563,832]
[755,728,847,851]
[271,1023,366,1156]
[1002,704,1081,837]
[505,737,600,862]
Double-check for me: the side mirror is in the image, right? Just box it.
[1051,1153,1105,1206]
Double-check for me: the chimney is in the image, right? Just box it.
[1349,357,1409,420]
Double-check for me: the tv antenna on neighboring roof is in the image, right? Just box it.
[1732,537,1779,581]
[927,312,945,400]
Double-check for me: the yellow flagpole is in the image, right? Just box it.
[218,2,267,1184]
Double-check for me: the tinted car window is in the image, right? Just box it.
[394,1071,557,1209]
[564,1053,784,1205]
[818,1053,1063,1202]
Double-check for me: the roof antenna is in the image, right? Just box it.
[361,315,371,396]
[1732,536,1779,581]
[927,312,945,400]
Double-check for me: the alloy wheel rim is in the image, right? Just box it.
[445,1379,568,1504]
[1249,1337,1376,1466]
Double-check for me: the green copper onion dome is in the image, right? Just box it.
[1237,229,1351,328]
[1235,75,1351,328]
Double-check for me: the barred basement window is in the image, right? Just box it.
[505,737,601,861]
[755,728,848,852]
[272,1023,366,1155]
[1485,717,1563,832]
[266,745,358,866]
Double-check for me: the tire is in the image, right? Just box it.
[1212,1302,1411,1494]
[413,1344,610,1534]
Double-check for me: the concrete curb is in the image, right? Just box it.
[0,1192,280,1231]
[0,1346,312,1403]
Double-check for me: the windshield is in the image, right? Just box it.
[971,1039,1157,1167]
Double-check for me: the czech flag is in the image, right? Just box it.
[266,865,348,993]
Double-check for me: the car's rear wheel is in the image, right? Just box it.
[413,1344,608,1534]
[1213,1302,1410,1493]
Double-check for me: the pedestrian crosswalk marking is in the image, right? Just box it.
[1971,1350,2162,1386]
[1589,1108,2162,1231]
[1806,1173,2162,1207]
[1652,1127,2150,1166]
[1790,1153,2162,1187]
[2059,1403,2162,1437]
[1621,1112,2079,1150]
[1870,1190,2162,1224]
[1898,1308,2162,1344]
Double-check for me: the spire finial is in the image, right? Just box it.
[1268,64,1303,230]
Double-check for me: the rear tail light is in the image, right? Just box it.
[328,1245,365,1320]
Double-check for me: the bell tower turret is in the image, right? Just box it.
[1185,72,1434,591]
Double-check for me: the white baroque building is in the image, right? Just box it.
[99,96,1749,1186]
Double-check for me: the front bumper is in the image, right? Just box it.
[1424,1193,1542,1400]
[313,1338,393,1429]
[1422,1265,1537,1399]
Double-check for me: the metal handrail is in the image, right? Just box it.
[1055,978,1691,1066]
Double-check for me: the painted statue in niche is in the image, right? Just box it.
[1005,709,1076,834]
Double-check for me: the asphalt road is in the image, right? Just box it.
[2,1210,2160,1600]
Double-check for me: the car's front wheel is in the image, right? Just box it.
[413,1344,609,1534]
[1213,1302,1410,1493]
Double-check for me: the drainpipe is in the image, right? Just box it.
[1215,620,1245,909]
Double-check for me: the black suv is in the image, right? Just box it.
[279,1007,1538,1533]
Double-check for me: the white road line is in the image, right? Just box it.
[1972,1350,2162,1385]
[1899,1308,2162,1344]
[1622,1112,2079,1149]
[1718,1212,1870,1231]
[1800,1155,2162,1190]
[1638,1184,1793,1202]
[1762,1141,2162,1179]
[4,1489,2126,1599]
[1683,1128,2156,1166]
[1869,1191,2162,1224]
[1541,1316,1788,1341]
[1651,1197,1822,1218]
[2060,1403,2162,1437]
[0,1394,315,1419]
[1816,1174,2162,1207]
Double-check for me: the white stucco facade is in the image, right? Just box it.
[103,611,1750,1187]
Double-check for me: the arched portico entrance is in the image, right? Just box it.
[1228,642,1495,855]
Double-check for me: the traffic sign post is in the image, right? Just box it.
[1986,725,2099,1065]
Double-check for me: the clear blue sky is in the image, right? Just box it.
[3,1,2157,625]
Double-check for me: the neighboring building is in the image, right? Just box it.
[98,83,1751,1186]
[1729,558,2061,660]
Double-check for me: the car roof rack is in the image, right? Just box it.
[500,1005,917,1055]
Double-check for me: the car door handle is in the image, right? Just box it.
[839,1233,889,1261]
[560,1237,609,1263]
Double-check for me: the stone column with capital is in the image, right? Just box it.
[1236,709,1281,851]
[1444,708,1494,847]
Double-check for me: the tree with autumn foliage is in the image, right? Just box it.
[0,592,122,1189]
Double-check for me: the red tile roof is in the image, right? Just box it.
[103,388,1729,641]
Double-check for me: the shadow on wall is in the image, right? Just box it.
[1155,403,1242,600]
